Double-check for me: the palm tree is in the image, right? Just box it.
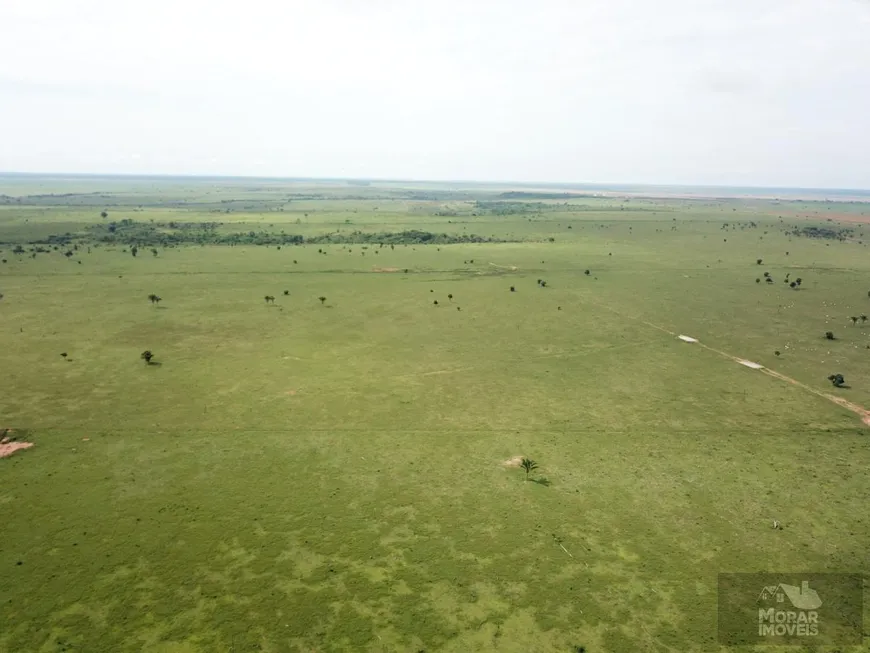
[825,331,835,340]
[520,458,538,481]
[318,296,326,305]
[862,315,868,323]
[140,350,154,364]
[850,316,858,325]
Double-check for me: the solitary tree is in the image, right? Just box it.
[775,350,781,356]
[510,286,516,292]
[140,350,154,364]
[433,300,439,305]
[584,270,590,275]
[100,211,108,218]
[827,374,845,388]
[283,290,289,296]
[319,296,326,305]
[520,458,538,481]
[756,278,761,283]
[131,246,138,257]
[825,331,835,340]
[151,249,158,257]
[448,294,453,300]
[850,316,858,325]
[756,259,762,265]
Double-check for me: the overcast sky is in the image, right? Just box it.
[1,0,869,187]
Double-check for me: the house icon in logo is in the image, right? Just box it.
[758,581,822,610]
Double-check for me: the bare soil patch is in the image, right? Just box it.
[0,441,34,459]
[502,455,525,467]
[372,267,401,273]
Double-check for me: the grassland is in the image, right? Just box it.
[1,176,869,652]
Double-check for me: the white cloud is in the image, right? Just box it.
[1,0,869,186]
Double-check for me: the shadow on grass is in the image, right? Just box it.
[146,361,163,367]
[530,477,551,487]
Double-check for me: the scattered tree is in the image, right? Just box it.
[850,316,858,325]
[283,290,290,296]
[141,350,154,364]
[756,278,761,283]
[448,294,453,300]
[775,350,781,356]
[756,259,762,265]
[766,277,773,283]
[264,295,275,303]
[763,272,770,278]
[862,315,868,323]
[790,282,797,288]
[584,269,590,275]
[319,296,326,305]
[434,300,439,305]
[151,249,158,257]
[510,286,516,292]
[100,211,108,218]
[520,458,538,481]
[827,373,845,388]
[825,331,835,340]
[131,246,138,257]
[60,352,67,358]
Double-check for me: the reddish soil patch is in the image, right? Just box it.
[0,441,34,459]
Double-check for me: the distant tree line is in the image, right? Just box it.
[24,220,511,247]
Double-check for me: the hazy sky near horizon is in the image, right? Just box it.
[1,0,869,187]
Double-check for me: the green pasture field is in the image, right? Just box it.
[1,176,869,652]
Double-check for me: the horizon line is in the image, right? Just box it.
[1,170,869,194]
